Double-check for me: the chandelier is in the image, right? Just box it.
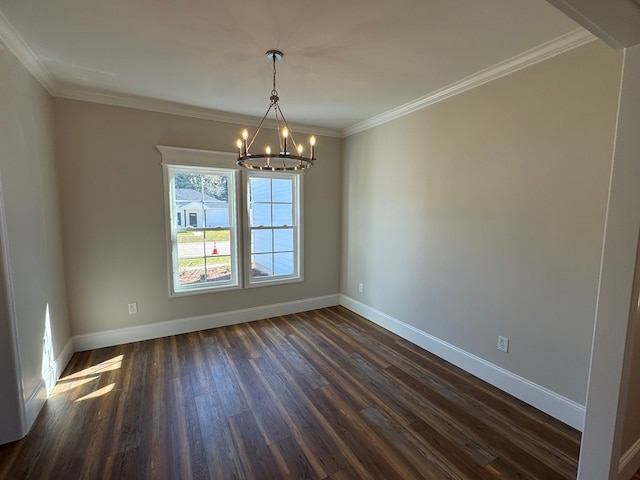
[235,50,316,171]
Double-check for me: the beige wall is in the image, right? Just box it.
[53,100,342,336]
[341,40,622,404]
[0,46,70,442]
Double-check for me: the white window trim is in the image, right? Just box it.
[244,171,304,288]
[157,145,304,296]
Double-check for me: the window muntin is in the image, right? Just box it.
[246,173,301,285]
[167,166,239,294]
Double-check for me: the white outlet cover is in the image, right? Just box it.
[497,335,509,352]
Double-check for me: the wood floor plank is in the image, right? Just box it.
[194,392,246,480]
[107,349,147,457]
[228,410,280,480]
[224,346,292,445]
[268,435,316,480]
[249,355,346,478]
[306,384,423,480]
[361,406,494,480]
[0,306,582,480]
[261,318,330,390]
[386,364,569,480]
[204,340,249,418]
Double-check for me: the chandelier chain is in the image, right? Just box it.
[272,52,278,97]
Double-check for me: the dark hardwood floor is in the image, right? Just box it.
[0,306,582,479]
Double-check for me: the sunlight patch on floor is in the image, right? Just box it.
[50,354,124,400]
[74,383,115,402]
[62,354,123,380]
[50,375,100,395]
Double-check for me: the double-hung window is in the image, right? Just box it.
[246,172,301,286]
[159,146,302,296]
[166,164,240,294]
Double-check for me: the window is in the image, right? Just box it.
[166,165,240,294]
[246,172,301,286]
[159,146,303,296]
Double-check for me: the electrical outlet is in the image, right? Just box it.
[128,302,138,315]
[358,283,364,293]
[497,335,509,353]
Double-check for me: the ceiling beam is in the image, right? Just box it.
[546,0,640,48]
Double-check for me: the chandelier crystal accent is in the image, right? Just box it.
[235,50,316,171]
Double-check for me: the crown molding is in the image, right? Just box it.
[0,10,56,94]
[342,28,597,137]
[54,85,342,138]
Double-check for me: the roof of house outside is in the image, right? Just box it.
[175,188,227,209]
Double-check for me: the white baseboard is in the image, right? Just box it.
[73,294,340,352]
[339,295,586,431]
[619,437,640,480]
[21,337,75,437]
[55,338,74,381]
[23,379,46,436]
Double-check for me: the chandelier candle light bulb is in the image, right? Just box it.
[242,129,249,156]
[234,50,317,171]
[282,128,288,154]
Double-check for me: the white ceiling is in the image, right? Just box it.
[0,0,588,135]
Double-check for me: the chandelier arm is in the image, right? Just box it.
[274,105,285,153]
[274,104,298,151]
[248,102,275,151]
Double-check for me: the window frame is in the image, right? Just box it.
[158,145,304,296]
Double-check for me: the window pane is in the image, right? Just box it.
[274,252,294,275]
[272,179,292,202]
[252,253,273,277]
[174,172,230,229]
[274,229,293,252]
[177,255,233,286]
[206,257,232,281]
[251,203,272,226]
[250,177,271,202]
[205,206,229,228]
[273,204,292,226]
[177,231,206,258]
[252,229,273,254]
[204,230,230,257]
[178,256,207,286]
